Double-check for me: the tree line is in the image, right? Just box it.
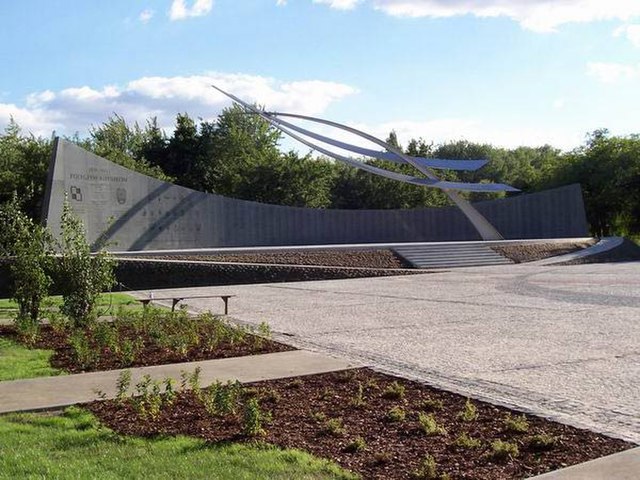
[1,105,639,238]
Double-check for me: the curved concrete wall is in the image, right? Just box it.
[43,139,589,251]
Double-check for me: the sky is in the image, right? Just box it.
[1,0,639,152]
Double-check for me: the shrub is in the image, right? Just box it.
[243,397,266,437]
[528,434,557,451]
[382,381,405,400]
[2,195,53,325]
[411,454,449,479]
[322,418,346,437]
[350,383,366,408]
[14,314,40,347]
[488,440,519,462]
[504,413,529,433]
[457,398,479,422]
[115,370,132,403]
[420,398,444,412]
[387,406,406,422]
[344,436,367,453]
[453,432,481,449]
[57,200,116,328]
[69,329,98,369]
[418,412,447,436]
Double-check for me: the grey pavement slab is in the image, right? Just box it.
[0,350,356,414]
[139,262,640,443]
[530,446,640,479]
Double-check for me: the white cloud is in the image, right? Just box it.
[276,0,287,6]
[0,73,358,137]
[313,0,362,11]
[139,9,154,23]
[169,0,213,21]
[314,0,640,32]
[587,62,640,83]
[614,23,640,47]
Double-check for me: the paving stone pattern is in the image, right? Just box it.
[141,262,640,443]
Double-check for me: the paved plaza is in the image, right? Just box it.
[143,261,640,443]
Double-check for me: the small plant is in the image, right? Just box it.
[68,329,98,369]
[418,412,447,436]
[411,454,441,479]
[260,387,281,404]
[420,398,444,412]
[14,314,40,346]
[320,387,334,401]
[57,199,116,328]
[115,370,132,403]
[372,451,392,465]
[287,378,303,389]
[528,434,557,451]
[336,370,357,383]
[310,411,327,423]
[457,398,479,422]
[382,381,405,400]
[243,397,266,437]
[453,432,481,449]
[163,378,177,406]
[322,418,346,437]
[344,436,367,453]
[350,383,366,409]
[182,367,202,393]
[488,440,519,462]
[504,413,529,433]
[387,405,406,422]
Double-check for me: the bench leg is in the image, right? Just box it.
[222,297,229,315]
[171,298,182,312]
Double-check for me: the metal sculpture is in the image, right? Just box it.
[212,85,519,240]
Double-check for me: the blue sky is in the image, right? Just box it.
[1,0,639,151]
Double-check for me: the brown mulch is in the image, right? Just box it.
[150,249,412,269]
[87,368,633,480]
[0,324,293,374]
[491,241,596,263]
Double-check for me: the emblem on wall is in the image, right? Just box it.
[70,186,83,202]
[116,187,127,205]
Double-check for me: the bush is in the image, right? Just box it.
[57,200,115,328]
[503,413,529,433]
[488,440,519,462]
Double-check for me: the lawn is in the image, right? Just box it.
[0,407,355,480]
[0,292,141,322]
[0,337,63,381]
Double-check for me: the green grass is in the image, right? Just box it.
[0,293,141,322]
[0,407,356,480]
[0,337,63,381]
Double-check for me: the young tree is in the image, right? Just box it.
[0,194,53,324]
[57,200,116,328]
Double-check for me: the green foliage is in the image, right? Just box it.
[322,418,346,437]
[457,398,479,422]
[420,398,444,412]
[528,434,557,451]
[344,436,367,453]
[411,454,450,479]
[386,405,406,422]
[0,120,52,219]
[349,382,366,409]
[503,413,529,433]
[68,329,98,369]
[243,397,266,437]
[453,432,481,449]
[488,440,519,462]
[0,336,62,381]
[381,381,405,400]
[0,408,357,479]
[57,200,116,328]
[115,370,132,403]
[418,412,447,436]
[1,195,53,324]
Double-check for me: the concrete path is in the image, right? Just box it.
[530,446,640,479]
[139,262,640,444]
[0,350,356,414]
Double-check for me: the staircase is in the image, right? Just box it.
[393,243,514,269]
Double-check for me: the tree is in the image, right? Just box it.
[1,194,53,324]
[0,119,52,220]
[57,200,116,328]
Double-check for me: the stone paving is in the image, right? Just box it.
[140,261,640,443]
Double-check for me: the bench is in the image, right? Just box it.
[138,294,236,314]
